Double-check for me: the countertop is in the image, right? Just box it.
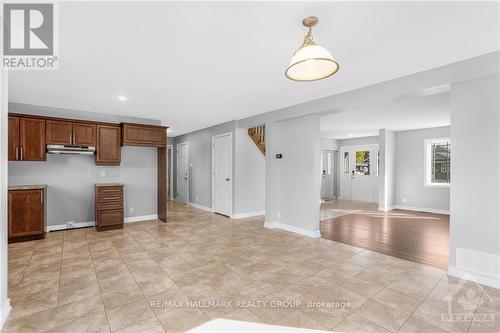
[94,183,125,187]
[8,184,47,190]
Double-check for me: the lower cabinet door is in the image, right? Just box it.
[8,190,43,238]
[97,209,123,227]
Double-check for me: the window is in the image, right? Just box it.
[425,138,451,187]
[343,152,349,176]
[355,151,370,176]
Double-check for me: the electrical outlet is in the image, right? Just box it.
[195,196,198,202]
[402,197,407,203]
[277,211,281,218]
[100,171,105,177]
[66,221,75,229]
[129,207,134,214]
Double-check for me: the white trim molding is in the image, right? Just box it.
[125,214,158,223]
[47,221,96,232]
[188,202,214,213]
[0,298,11,329]
[378,205,395,212]
[448,266,500,290]
[447,247,500,290]
[231,211,265,219]
[394,205,450,215]
[46,214,160,232]
[264,221,321,238]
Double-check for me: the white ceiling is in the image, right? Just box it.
[8,2,499,136]
[320,91,450,139]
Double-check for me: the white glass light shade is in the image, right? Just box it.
[285,44,339,81]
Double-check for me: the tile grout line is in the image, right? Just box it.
[87,231,114,333]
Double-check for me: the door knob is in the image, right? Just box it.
[226,178,230,181]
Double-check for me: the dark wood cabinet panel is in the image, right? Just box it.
[73,122,96,146]
[121,123,167,147]
[8,189,45,242]
[96,210,124,228]
[46,120,72,145]
[19,118,46,161]
[95,185,124,231]
[96,125,121,165]
[8,116,19,161]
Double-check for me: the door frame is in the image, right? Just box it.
[320,148,338,201]
[176,142,189,203]
[167,145,173,200]
[211,132,233,216]
[339,144,379,201]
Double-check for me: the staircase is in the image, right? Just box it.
[248,125,266,156]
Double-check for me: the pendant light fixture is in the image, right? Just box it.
[285,16,339,82]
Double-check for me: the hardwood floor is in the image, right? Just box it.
[321,201,449,269]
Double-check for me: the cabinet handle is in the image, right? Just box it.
[69,133,72,144]
[15,147,19,160]
[20,147,23,160]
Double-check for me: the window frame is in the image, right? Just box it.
[424,137,451,188]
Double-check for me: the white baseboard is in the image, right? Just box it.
[378,205,395,212]
[47,214,159,231]
[47,221,95,232]
[448,266,500,290]
[231,211,265,219]
[394,205,450,215]
[0,298,11,330]
[264,221,321,238]
[447,247,500,290]
[124,214,158,223]
[188,202,214,213]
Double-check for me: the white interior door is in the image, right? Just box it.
[321,150,334,200]
[212,133,232,216]
[176,143,189,204]
[341,145,379,203]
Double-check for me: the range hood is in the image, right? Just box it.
[47,145,96,155]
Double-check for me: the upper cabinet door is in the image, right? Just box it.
[96,125,121,165]
[46,120,72,145]
[121,123,167,147]
[8,116,20,161]
[19,118,46,161]
[73,122,96,146]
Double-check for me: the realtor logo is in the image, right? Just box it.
[2,2,59,69]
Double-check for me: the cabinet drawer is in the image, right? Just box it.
[97,202,123,211]
[97,186,123,202]
[97,209,123,227]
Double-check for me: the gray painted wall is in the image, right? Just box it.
[172,121,235,208]
[395,126,450,211]
[449,75,499,278]
[9,147,158,227]
[266,115,321,234]
[234,127,265,215]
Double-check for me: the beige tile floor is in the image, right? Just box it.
[3,202,500,333]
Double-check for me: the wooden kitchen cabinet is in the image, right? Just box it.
[46,120,72,145]
[121,123,167,147]
[46,120,96,146]
[9,116,46,161]
[73,122,96,146]
[95,184,124,231]
[8,116,19,161]
[96,125,121,165]
[8,188,46,242]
